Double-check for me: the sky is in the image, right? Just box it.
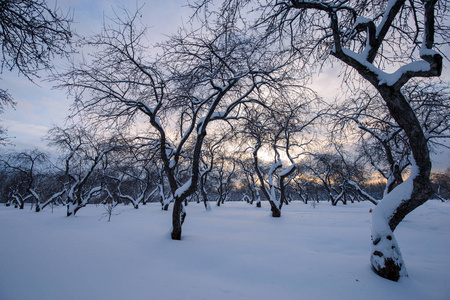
[0,0,449,171]
[1,0,191,150]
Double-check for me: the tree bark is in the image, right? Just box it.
[171,198,185,240]
[369,87,434,281]
[270,202,281,217]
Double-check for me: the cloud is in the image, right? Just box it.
[0,119,51,151]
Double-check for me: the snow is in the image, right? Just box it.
[370,162,419,276]
[174,178,192,197]
[376,0,397,37]
[420,45,439,57]
[280,164,296,177]
[354,16,372,27]
[372,162,418,235]
[379,61,431,86]
[1,200,449,300]
[339,48,432,87]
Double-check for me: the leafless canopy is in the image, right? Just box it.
[0,0,72,78]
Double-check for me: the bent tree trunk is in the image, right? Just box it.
[370,88,434,281]
[317,0,442,281]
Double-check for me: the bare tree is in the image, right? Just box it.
[0,149,50,211]
[199,0,448,280]
[0,0,72,77]
[198,133,231,210]
[240,95,321,217]
[335,79,449,197]
[0,0,72,141]
[236,156,262,207]
[108,149,158,209]
[48,124,120,216]
[57,8,289,239]
[211,149,236,207]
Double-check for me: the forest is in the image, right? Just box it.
[0,0,449,287]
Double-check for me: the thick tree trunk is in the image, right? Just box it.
[67,199,83,217]
[272,207,281,217]
[370,88,434,281]
[270,202,281,217]
[171,199,186,240]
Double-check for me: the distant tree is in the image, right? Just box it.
[0,160,29,208]
[431,168,450,201]
[199,133,231,210]
[305,152,349,205]
[211,150,236,207]
[0,149,66,212]
[240,95,321,217]
[236,156,262,207]
[48,124,120,216]
[0,149,49,211]
[291,166,321,204]
[107,148,159,209]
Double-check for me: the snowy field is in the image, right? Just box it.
[0,200,449,300]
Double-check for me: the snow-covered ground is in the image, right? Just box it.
[0,200,449,300]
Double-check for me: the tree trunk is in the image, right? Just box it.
[201,183,211,211]
[67,204,73,216]
[67,200,82,217]
[272,207,281,217]
[171,198,186,240]
[162,200,169,211]
[269,202,281,217]
[370,88,434,281]
[204,199,211,211]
